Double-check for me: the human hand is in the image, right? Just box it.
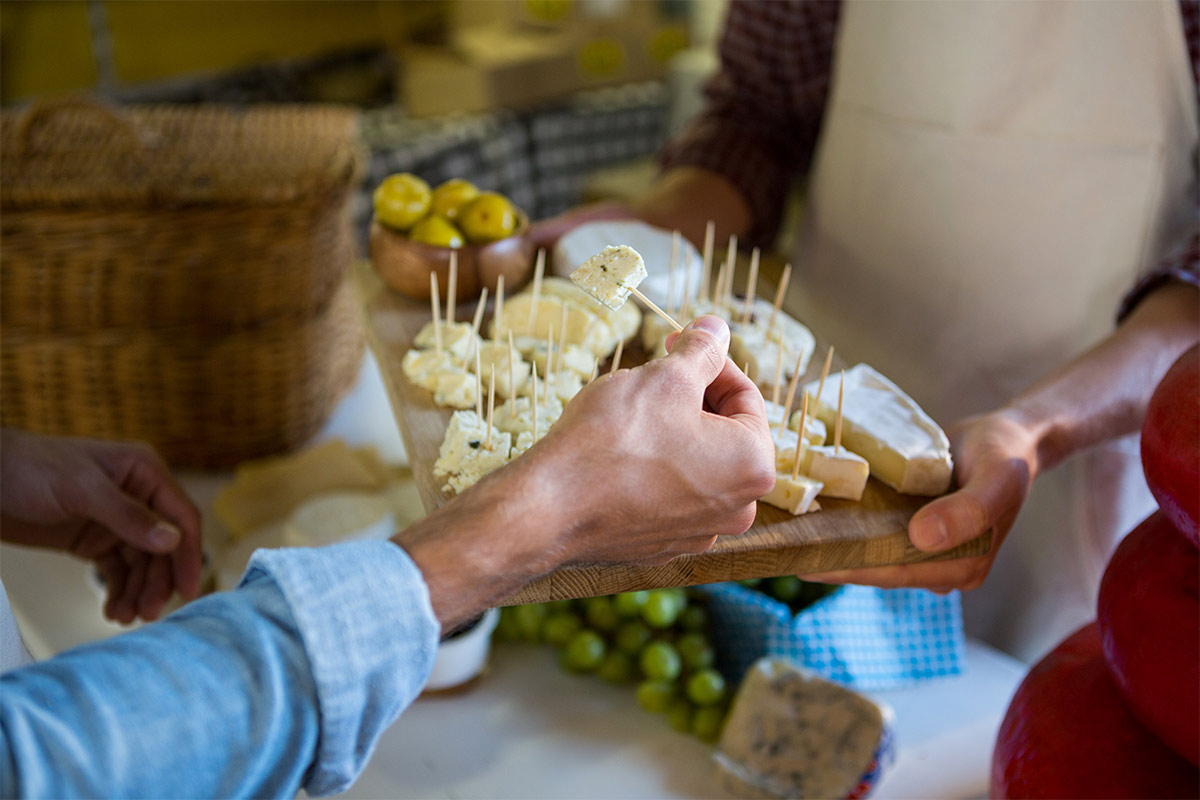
[0,429,204,623]
[802,409,1039,593]
[531,315,776,565]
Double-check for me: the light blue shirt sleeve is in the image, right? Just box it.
[0,540,440,799]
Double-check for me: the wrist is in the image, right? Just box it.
[996,402,1060,477]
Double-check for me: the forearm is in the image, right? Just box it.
[1008,282,1200,473]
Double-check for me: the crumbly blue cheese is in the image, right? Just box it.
[446,432,512,493]
[509,430,535,459]
[433,410,488,477]
[413,320,480,360]
[433,371,478,410]
[475,341,532,398]
[401,349,462,392]
[492,395,564,435]
[716,658,896,800]
[570,245,648,310]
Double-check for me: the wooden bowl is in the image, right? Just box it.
[369,211,535,305]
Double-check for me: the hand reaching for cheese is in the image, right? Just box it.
[394,315,776,629]
[801,409,1038,593]
[0,429,205,623]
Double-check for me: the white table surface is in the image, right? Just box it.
[1,352,1027,800]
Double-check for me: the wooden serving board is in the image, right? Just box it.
[354,261,991,605]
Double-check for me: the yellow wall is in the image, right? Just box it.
[1,0,436,103]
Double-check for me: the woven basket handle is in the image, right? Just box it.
[15,96,149,156]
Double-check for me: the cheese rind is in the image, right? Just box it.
[804,364,953,496]
[761,472,823,515]
[801,445,870,501]
[569,245,648,310]
[716,658,895,800]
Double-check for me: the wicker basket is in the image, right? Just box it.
[0,98,367,467]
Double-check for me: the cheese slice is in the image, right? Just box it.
[761,472,823,515]
[805,364,952,496]
[800,445,870,501]
[413,321,480,361]
[641,312,675,360]
[570,245,647,310]
[770,427,803,473]
[716,658,896,800]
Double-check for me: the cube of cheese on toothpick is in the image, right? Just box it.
[761,472,823,515]
[785,409,827,446]
[401,349,461,392]
[493,395,563,435]
[570,245,648,310]
[414,321,480,361]
[433,371,478,409]
[434,410,489,477]
[447,432,512,494]
[799,446,870,501]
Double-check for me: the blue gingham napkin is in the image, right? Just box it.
[696,582,967,691]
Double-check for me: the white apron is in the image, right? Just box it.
[790,0,1198,662]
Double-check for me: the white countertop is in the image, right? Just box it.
[1,352,1027,799]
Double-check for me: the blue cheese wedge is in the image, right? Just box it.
[761,472,823,515]
[804,364,952,496]
[716,658,896,800]
[570,245,648,310]
[800,446,870,501]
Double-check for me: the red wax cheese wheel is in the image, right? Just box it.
[1142,344,1199,546]
[1098,510,1200,766]
[991,623,1198,799]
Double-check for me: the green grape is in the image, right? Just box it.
[584,596,620,632]
[546,599,576,613]
[541,612,583,647]
[612,591,649,618]
[636,680,676,713]
[686,669,726,706]
[676,632,715,671]
[667,698,693,732]
[562,630,606,673]
[640,641,682,681]
[596,650,635,683]
[679,603,710,633]
[641,590,680,629]
[667,587,688,609]
[692,705,726,742]
[512,604,548,642]
[766,576,803,603]
[615,620,652,655]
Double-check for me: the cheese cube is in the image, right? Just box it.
[729,321,815,392]
[433,410,488,477]
[760,472,823,515]
[716,658,896,800]
[433,371,478,410]
[570,245,648,310]
[530,342,596,380]
[401,349,461,392]
[510,430,535,459]
[800,445,870,501]
[492,395,564,435]
[446,432,511,494]
[475,341,532,398]
[805,364,953,496]
[544,370,584,404]
[771,427,803,473]
[413,321,480,361]
[787,410,827,446]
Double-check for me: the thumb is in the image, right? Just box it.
[908,456,1028,552]
[87,481,182,553]
[664,315,731,386]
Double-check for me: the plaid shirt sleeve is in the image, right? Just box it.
[658,0,842,246]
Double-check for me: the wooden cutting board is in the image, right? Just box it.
[354,261,991,605]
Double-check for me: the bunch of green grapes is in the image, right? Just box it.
[739,575,841,615]
[495,588,730,743]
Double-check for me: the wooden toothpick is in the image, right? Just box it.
[486,363,495,449]
[508,331,517,412]
[835,369,845,455]
[777,349,807,437]
[667,229,679,316]
[724,235,737,312]
[741,247,759,325]
[700,220,715,303]
[771,343,785,408]
[528,248,545,328]
[494,275,505,345]
[767,264,791,338]
[792,391,810,481]
[609,339,624,375]
[630,286,683,332]
[430,271,443,356]
[447,250,458,324]
[471,287,489,337]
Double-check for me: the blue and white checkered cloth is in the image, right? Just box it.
[696,583,966,691]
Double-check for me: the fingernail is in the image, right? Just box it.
[687,315,728,340]
[149,522,181,549]
[913,515,948,550]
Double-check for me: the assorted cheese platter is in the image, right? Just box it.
[355,228,990,605]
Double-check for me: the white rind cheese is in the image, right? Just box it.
[804,364,952,496]
[786,410,827,446]
[761,472,823,515]
[570,245,648,310]
[801,446,870,501]
[716,658,895,800]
